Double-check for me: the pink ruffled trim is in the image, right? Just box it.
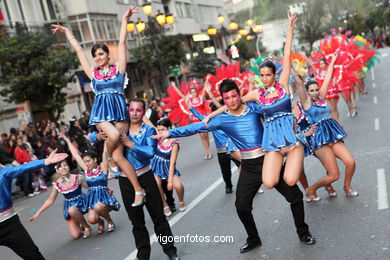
[188,96,203,107]
[53,174,80,193]
[93,64,118,81]
[258,81,285,105]
[158,139,180,152]
[311,98,327,107]
[86,165,102,178]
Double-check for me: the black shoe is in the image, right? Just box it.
[167,252,180,260]
[225,186,233,194]
[240,240,262,253]
[170,205,177,213]
[298,231,316,245]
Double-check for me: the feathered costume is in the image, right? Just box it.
[162,80,211,127]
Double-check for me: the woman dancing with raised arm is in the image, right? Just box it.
[52,6,145,206]
[29,160,92,239]
[171,81,213,160]
[297,50,358,199]
[61,135,120,233]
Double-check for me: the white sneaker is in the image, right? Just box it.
[27,193,35,198]
[34,191,40,195]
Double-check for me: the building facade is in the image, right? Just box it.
[0,0,227,133]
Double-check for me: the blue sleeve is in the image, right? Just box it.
[246,102,265,115]
[132,128,157,159]
[89,132,103,144]
[189,107,205,121]
[169,119,220,138]
[2,160,45,180]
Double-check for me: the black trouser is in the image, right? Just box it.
[235,156,309,243]
[161,179,175,209]
[217,152,241,188]
[118,170,177,260]
[0,215,45,260]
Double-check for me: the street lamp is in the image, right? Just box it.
[156,10,166,26]
[229,21,238,31]
[126,20,135,33]
[218,14,225,24]
[238,28,248,37]
[253,24,264,33]
[166,13,175,25]
[207,26,217,36]
[136,18,146,33]
[247,19,253,27]
[142,2,153,16]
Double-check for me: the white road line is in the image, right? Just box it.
[375,118,380,131]
[377,169,389,210]
[382,53,388,57]
[371,69,375,81]
[124,166,238,260]
[373,96,378,104]
[372,82,376,88]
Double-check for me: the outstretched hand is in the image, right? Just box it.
[44,149,68,166]
[123,6,139,19]
[287,11,298,28]
[29,213,40,222]
[51,24,68,34]
[152,130,170,140]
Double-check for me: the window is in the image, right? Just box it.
[175,2,192,18]
[46,0,56,20]
[68,14,119,46]
[199,5,218,24]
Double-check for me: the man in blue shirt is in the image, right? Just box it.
[94,99,179,260]
[0,150,68,259]
[154,79,316,253]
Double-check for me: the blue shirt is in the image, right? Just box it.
[0,160,45,220]
[189,107,229,151]
[170,102,265,152]
[124,124,157,171]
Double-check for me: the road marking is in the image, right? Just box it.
[382,53,388,57]
[372,82,376,88]
[373,96,378,104]
[371,69,375,81]
[124,166,238,260]
[377,169,388,210]
[375,118,380,130]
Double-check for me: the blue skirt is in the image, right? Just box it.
[89,93,129,126]
[262,114,297,151]
[151,156,181,179]
[86,186,121,211]
[296,133,313,157]
[312,118,347,150]
[63,193,88,220]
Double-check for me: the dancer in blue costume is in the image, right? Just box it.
[213,12,303,189]
[51,6,145,207]
[1,150,67,259]
[61,135,120,233]
[30,160,92,239]
[150,119,185,217]
[296,50,358,200]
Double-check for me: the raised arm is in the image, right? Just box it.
[117,6,139,75]
[167,143,179,191]
[302,52,318,76]
[60,135,87,171]
[171,81,185,99]
[319,51,339,99]
[52,24,93,79]
[204,77,222,108]
[291,66,310,109]
[29,187,59,222]
[279,11,297,93]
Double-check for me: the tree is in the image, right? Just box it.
[189,48,218,78]
[296,0,326,51]
[0,32,78,120]
[235,38,257,61]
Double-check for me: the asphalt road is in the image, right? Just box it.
[1,48,389,260]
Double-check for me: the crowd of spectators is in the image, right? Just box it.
[0,99,165,199]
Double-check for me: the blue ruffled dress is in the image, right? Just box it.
[227,137,239,155]
[85,166,120,211]
[304,99,347,150]
[151,140,181,179]
[295,104,314,157]
[89,64,130,126]
[53,174,88,220]
[259,84,297,151]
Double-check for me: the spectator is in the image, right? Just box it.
[79,111,90,132]
[14,138,34,198]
